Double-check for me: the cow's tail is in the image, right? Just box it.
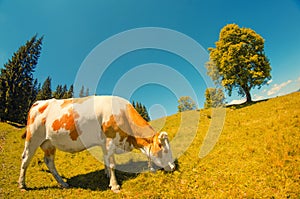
[21,130,27,139]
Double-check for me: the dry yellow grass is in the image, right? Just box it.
[0,92,299,198]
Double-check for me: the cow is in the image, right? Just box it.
[18,96,175,192]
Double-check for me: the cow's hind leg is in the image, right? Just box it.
[19,140,41,190]
[40,140,69,188]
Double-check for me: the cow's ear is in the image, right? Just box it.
[158,131,168,144]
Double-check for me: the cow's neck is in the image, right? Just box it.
[137,139,155,171]
[135,137,152,152]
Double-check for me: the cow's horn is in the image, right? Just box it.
[158,131,168,142]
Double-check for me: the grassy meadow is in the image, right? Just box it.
[0,92,299,198]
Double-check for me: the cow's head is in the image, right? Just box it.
[149,131,175,171]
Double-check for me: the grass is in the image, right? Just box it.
[0,92,299,198]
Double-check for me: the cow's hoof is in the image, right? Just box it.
[150,167,156,173]
[112,188,120,193]
[60,182,70,189]
[19,187,27,192]
[112,189,120,193]
[19,184,27,191]
[110,185,120,193]
[20,188,27,192]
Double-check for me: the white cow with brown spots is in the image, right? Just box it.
[18,96,175,192]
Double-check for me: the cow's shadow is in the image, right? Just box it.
[28,159,178,191]
[66,160,149,191]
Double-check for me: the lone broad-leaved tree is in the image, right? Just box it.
[207,24,271,103]
[177,96,197,112]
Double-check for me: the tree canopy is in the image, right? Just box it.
[177,96,197,112]
[207,24,271,102]
[204,88,225,108]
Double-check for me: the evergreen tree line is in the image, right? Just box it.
[36,78,90,100]
[35,76,74,100]
[132,101,150,122]
[0,35,89,124]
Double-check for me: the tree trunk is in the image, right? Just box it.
[243,87,252,103]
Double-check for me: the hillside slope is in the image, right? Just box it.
[0,92,299,198]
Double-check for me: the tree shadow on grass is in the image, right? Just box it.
[226,98,269,109]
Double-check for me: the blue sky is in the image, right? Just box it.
[1,0,300,119]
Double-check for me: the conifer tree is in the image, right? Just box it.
[29,79,39,105]
[62,84,68,99]
[0,75,8,121]
[36,76,52,100]
[79,85,85,97]
[85,88,89,97]
[0,35,43,123]
[66,84,74,98]
[53,85,63,99]
[141,105,150,122]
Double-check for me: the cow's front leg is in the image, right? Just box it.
[101,145,110,178]
[103,140,120,193]
[108,155,120,193]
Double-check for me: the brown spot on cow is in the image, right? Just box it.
[101,115,117,138]
[127,104,149,127]
[32,102,39,108]
[42,148,56,156]
[51,108,81,141]
[25,129,32,142]
[150,133,163,157]
[60,97,90,108]
[60,99,73,108]
[101,114,153,149]
[42,117,46,125]
[126,105,155,139]
[38,103,49,114]
[27,104,38,126]
[73,97,90,104]
[25,105,38,141]
[27,112,35,126]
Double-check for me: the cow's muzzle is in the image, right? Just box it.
[164,162,176,171]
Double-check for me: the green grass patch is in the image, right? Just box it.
[0,92,299,198]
